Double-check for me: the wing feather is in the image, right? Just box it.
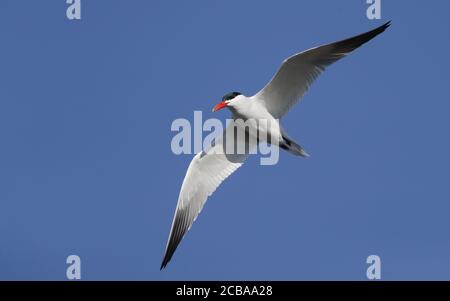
[255,21,390,118]
[160,124,255,269]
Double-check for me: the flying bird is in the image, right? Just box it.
[161,21,390,269]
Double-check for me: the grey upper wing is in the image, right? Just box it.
[255,21,390,119]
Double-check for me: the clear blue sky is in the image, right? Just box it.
[1,1,449,280]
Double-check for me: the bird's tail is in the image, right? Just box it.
[279,135,310,157]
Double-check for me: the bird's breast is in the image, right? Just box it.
[231,103,281,145]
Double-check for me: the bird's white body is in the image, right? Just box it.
[227,95,283,146]
[160,21,391,269]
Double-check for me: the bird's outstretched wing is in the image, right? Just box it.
[160,123,256,269]
[254,21,390,119]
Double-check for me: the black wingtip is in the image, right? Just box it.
[160,257,169,270]
[159,207,192,271]
[376,20,392,37]
[370,20,392,37]
[159,245,174,271]
[379,20,392,33]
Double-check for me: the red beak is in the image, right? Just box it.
[212,101,228,112]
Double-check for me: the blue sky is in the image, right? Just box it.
[1,1,449,280]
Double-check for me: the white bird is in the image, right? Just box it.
[161,21,390,269]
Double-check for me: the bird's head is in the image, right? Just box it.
[212,91,243,112]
